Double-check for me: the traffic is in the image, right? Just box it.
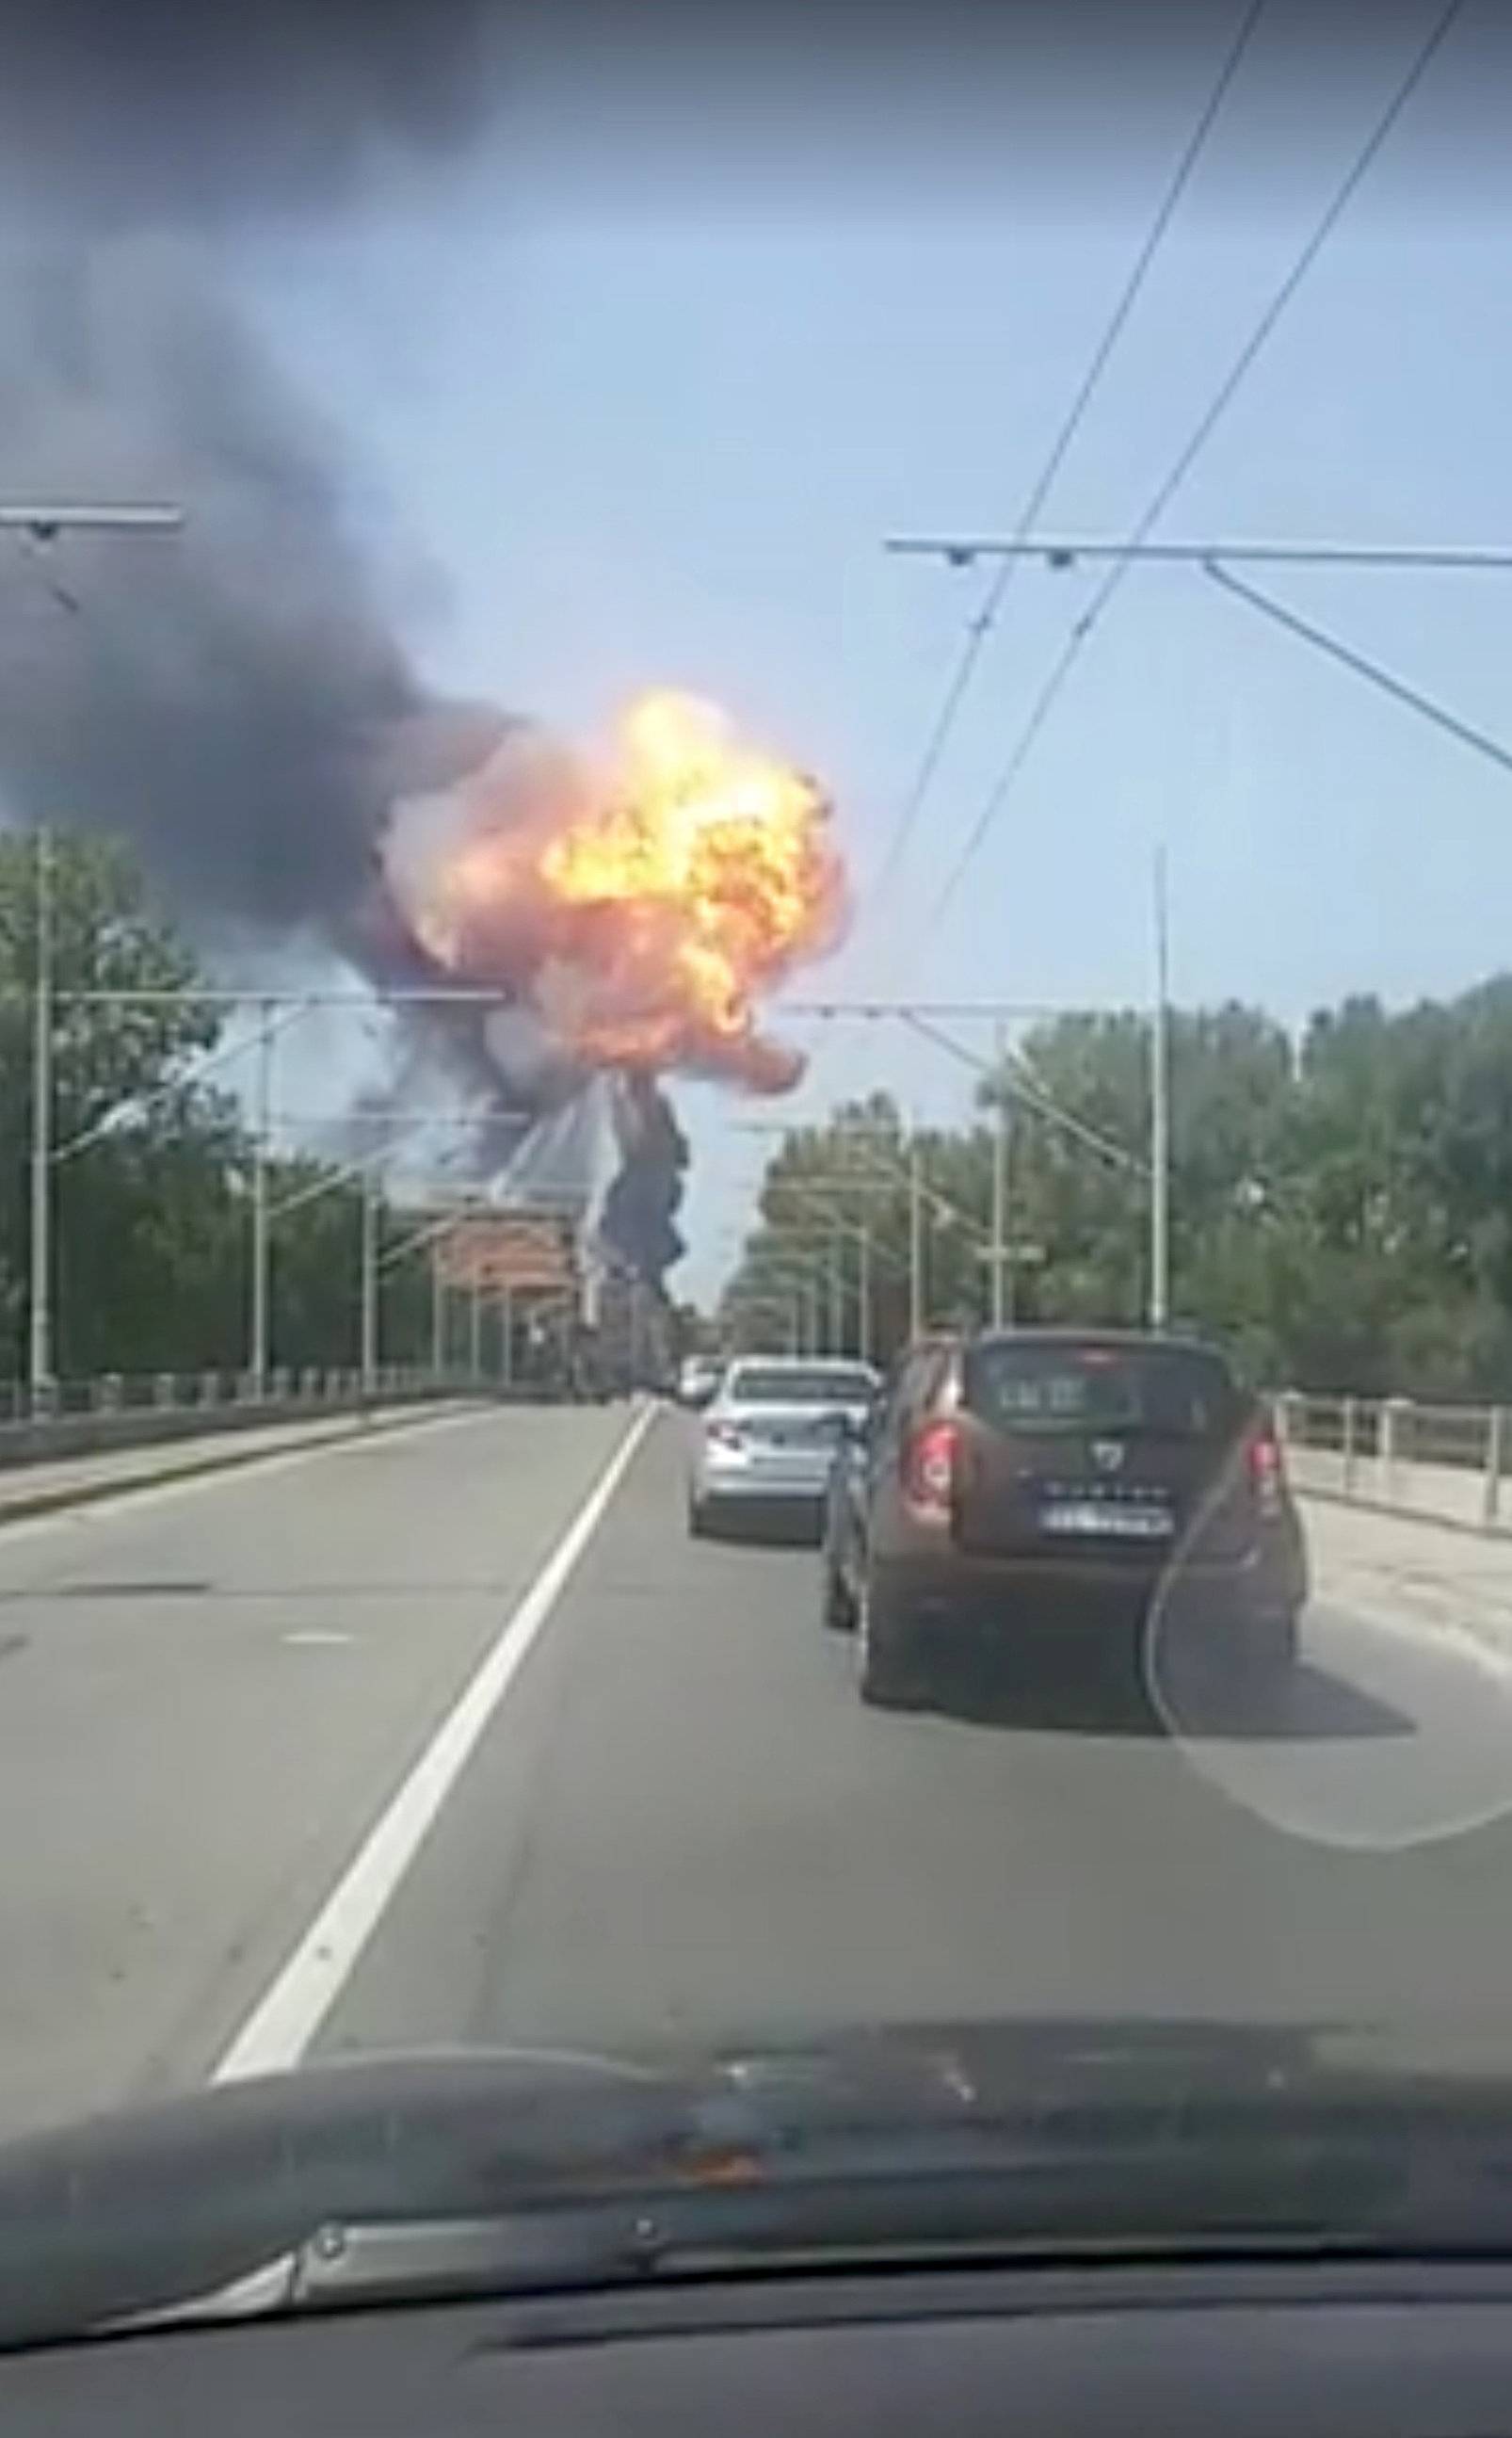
[680,1329,1311,1716]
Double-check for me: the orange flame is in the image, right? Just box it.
[417,691,844,1090]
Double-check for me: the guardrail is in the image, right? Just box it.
[1277,1391,1511,1534]
[0,1367,478,1473]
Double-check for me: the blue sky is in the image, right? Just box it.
[233,5,1512,1300]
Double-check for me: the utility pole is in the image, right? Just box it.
[858,1224,873,1365]
[15,505,183,1408]
[27,828,53,1409]
[500,1283,513,1389]
[430,1242,445,1377]
[990,1019,1008,1330]
[909,1139,925,1340]
[360,1166,378,1394]
[1150,846,1171,1332]
[828,1216,844,1357]
[469,1266,483,1380]
[249,1000,274,1394]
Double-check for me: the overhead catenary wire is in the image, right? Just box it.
[1203,557,1512,780]
[918,0,1467,943]
[866,0,1270,928]
[900,1009,1148,1176]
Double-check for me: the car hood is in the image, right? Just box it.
[4,2014,1512,2344]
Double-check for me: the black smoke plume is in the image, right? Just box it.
[0,1,688,1287]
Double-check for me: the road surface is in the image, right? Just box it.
[2,1400,1512,2138]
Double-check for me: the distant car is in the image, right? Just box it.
[821,1328,1309,1709]
[688,1355,881,1541]
[677,1354,726,1410]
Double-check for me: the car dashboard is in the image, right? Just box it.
[9,2255,1512,2435]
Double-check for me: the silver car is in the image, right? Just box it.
[687,1356,880,1541]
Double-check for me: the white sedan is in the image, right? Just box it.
[687,1356,880,1541]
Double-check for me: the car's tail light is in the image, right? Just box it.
[905,1418,957,1517]
[1246,1424,1283,1515]
[706,1419,744,1450]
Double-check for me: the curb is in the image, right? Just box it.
[0,1401,484,1532]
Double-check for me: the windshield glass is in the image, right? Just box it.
[5,0,1512,2344]
[726,1366,877,1406]
[965,1343,1240,1438]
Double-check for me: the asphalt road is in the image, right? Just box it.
[4,1399,1512,2139]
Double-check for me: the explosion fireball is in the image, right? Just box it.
[399,690,844,1095]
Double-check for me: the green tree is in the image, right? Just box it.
[722,978,1512,1399]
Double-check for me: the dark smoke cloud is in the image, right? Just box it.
[0,0,512,953]
[0,0,821,1289]
[0,243,507,949]
[0,2,508,227]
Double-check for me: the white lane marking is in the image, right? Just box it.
[212,1400,656,2083]
[0,1405,494,1549]
[282,1630,358,1649]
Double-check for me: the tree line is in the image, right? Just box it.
[0,832,435,1383]
[722,984,1512,1400]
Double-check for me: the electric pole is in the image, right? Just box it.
[360,1167,378,1394]
[909,1140,925,1340]
[249,1001,274,1394]
[1150,846,1171,1332]
[990,1018,1008,1330]
[28,829,53,1408]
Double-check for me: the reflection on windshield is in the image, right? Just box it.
[6,9,1512,2354]
[726,1368,878,1406]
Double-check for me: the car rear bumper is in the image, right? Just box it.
[873,1542,1297,1635]
[693,1460,834,1506]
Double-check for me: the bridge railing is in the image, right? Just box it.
[1277,1391,1510,1533]
[0,1368,478,1471]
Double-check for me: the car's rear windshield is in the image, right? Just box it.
[964,1341,1241,1439]
[727,1366,877,1406]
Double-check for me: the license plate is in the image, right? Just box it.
[1040,1500,1173,1541]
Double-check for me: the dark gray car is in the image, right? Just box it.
[822,1328,1309,1710]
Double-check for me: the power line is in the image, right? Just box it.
[1203,557,1512,780]
[900,1009,1148,1176]
[866,0,1268,926]
[919,0,1467,941]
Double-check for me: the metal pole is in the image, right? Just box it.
[1150,848,1171,1332]
[249,999,274,1394]
[909,1140,925,1340]
[28,829,53,1406]
[858,1225,873,1365]
[430,1244,444,1377]
[469,1268,482,1380]
[360,1167,378,1394]
[829,1217,844,1356]
[990,1021,1007,1330]
[884,532,1512,573]
[501,1283,513,1388]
